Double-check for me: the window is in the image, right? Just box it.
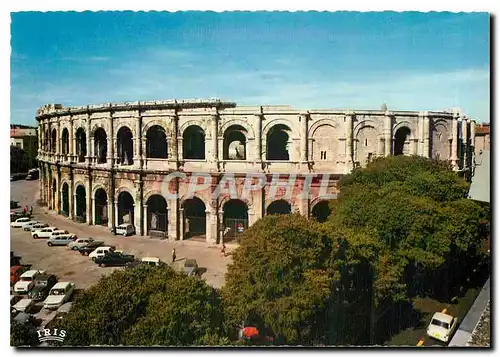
[365,139,368,146]
[320,151,327,160]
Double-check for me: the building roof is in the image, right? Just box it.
[476,124,490,135]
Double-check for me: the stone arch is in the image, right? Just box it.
[179,119,208,137]
[114,186,135,201]
[392,121,415,139]
[142,119,170,137]
[117,190,135,225]
[262,118,296,139]
[143,189,163,203]
[51,128,57,152]
[182,196,207,239]
[218,195,253,210]
[354,124,378,167]
[61,127,70,156]
[309,118,340,138]
[146,194,168,234]
[94,187,108,226]
[146,125,168,158]
[265,123,293,161]
[93,127,108,163]
[353,119,381,138]
[116,125,134,165]
[92,184,109,198]
[223,125,248,160]
[61,181,70,215]
[266,199,292,215]
[74,127,87,162]
[183,124,206,160]
[310,122,339,162]
[114,122,136,138]
[310,200,332,223]
[219,119,256,139]
[430,119,450,160]
[222,199,249,242]
[394,126,412,156]
[74,183,87,221]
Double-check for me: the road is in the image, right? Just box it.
[10,179,231,289]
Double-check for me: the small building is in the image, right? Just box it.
[474,123,490,159]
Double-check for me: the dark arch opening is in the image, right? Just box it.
[146,194,168,234]
[394,127,411,156]
[183,197,206,239]
[146,125,168,158]
[267,199,291,215]
[75,128,87,162]
[51,179,57,211]
[223,125,247,160]
[223,199,249,242]
[61,128,69,157]
[183,125,205,160]
[311,201,332,223]
[117,191,135,226]
[61,182,69,216]
[117,126,134,165]
[94,188,108,226]
[94,128,108,164]
[51,129,57,153]
[266,124,290,160]
[44,131,50,151]
[75,185,86,222]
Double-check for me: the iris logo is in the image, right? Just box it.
[36,328,66,344]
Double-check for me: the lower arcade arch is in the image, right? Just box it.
[182,197,206,239]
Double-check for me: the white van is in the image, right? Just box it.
[115,224,135,236]
[14,270,43,293]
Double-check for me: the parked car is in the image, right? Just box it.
[13,298,35,313]
[10,200,19,209]
[10,295,22,306]
[43,282,75,310]
[47,233,77,247]
[31,226,59,239]
[25,169,39,180]
[22,220,41,231]
[67,237,98,250]
[11,217,32,228]
[88,246,118,261]
[141,257,163,266]
[30,222,49,232]
[95,252,135,267]
[14,270,44,293]
[10,251,22,267]
[28,274,58,301]
[426,312,458,343]
[10,265,29,286]
[11,211,29,222]
[78,241,106,256]
[183,259,199,277]
[114,223,135,236]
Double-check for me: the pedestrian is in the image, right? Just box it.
[221,243,226,257]
[23,207,26,214]
[171,248,176,263]
[30,206,33,215]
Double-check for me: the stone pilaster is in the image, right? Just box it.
[451,112,459,168]
[344,111,354,172]
[69,117,75,162]
[168,199,178,240]
[171,115,179,162]
[254,113,263,169]
[384,111,393,156]
[300,112,309,162]
[142,204,148,236]
[134,115,142,168]
[86,180,92,225]
[422,112,430,158]
[208,113,219,172]
[107,114,114,167]
[85,117,91,165]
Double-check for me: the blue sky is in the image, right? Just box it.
[11,11,489,125]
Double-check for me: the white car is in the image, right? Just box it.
[89,246,119,261]
[13,270,43,293]
[13,298,34,313]
[11,217,31,228]
[115,223,135,236]
[30,223,49,232]
[426,312,458,343]
[21,220,41,231]
[43,282,75,309]
[141,257,162,266]
[32,226,59,239]
[47,234,77,247]
[68,237,95,250]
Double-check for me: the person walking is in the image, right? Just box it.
[221,243,226,257]
[29,206,33,215]
[171,248,176,264]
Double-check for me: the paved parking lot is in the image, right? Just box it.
[11,180,232,290]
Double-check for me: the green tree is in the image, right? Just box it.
[222,213,340,345]
[60,265,227,346]
[11,318,37,347]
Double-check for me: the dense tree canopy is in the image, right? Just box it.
[60,265,228,346]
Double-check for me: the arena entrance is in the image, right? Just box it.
[222,199,248,243]
[94,188,108,226]
[311,200,332,223]
[182,197,206,240]
[146,194,168,238]
[266,199,291,215]
[117,191,135,225]
[75,185,87,222]
[61,182,69,216]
